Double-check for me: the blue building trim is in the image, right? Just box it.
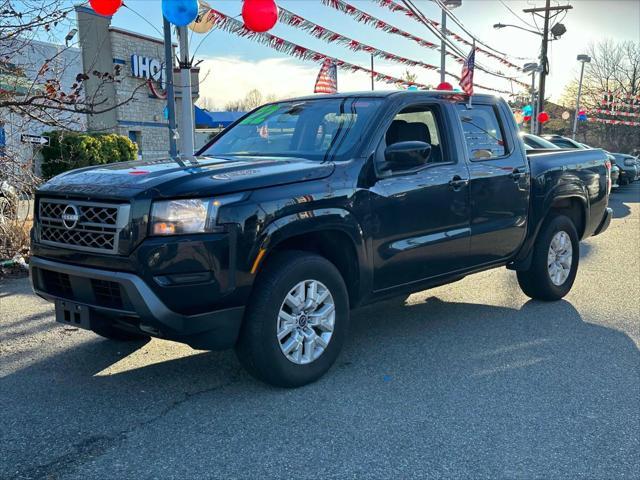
[118,120,169,129]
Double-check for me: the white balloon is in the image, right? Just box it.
[189,0,216,33]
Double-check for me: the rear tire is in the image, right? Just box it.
[517,214,579,301]
[236,251,349,388]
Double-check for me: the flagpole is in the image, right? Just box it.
[371,54,375,91]
[467,40,475,109]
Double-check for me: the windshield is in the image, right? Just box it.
[202,98,383,161]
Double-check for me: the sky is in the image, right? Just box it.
[67,0,640,108]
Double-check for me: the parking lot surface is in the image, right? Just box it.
[1,183,639,479]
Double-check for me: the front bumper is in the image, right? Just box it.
[593,207,613,237]
[30,257,245,350]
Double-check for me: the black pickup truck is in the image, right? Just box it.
[30,91,613,387]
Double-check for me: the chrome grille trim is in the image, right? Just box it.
[38,199,130,254]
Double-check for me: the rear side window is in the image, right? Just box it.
[456,104,506,160]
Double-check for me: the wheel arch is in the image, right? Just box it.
[250,209,370,307]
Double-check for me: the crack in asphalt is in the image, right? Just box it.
[8,371,243,480]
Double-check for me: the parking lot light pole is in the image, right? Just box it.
[440,0,462,84]
[572,54,591,140]
[523,62,541,134]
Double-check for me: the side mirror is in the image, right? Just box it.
[384,141,431,169]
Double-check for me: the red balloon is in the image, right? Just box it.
[89,0,123,16]
[436,82,454,91]
[523,115,532,122]
[242,0,279,33]
[538,111,550,123]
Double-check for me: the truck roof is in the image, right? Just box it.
[280,90,501,103]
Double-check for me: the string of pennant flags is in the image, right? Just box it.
[587,117,640,127]
[207,8,514,95]
[279,7,528,90]
[207,8,428,89]
[591,109,640,118]
[372,0,523,72]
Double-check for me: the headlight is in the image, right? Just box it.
[150,195,243,236]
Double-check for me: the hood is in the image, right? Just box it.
[37,156,335,200]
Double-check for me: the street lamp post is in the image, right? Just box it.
[523,62,542,134]
[440,0,462,84]
[572,54,591,140]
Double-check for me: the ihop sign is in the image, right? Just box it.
[131,54,166,89]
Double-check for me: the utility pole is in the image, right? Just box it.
[523,0,572,134]
[163,18,177,158]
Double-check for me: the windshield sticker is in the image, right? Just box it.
[241,104,281,125]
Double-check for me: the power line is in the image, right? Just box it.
[498,0,538,30]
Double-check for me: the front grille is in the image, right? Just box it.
[41,269,73,298]
[38,199,129,254]
[91,279,124,309]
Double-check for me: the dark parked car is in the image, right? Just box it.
[611,153,639,184]
[520,133,561,151]
[30,91,613,386]
[610,164,621,187]
[542,135,586,149]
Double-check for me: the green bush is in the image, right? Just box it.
[40,131,138,180]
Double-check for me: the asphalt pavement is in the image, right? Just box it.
[1,183,639,479]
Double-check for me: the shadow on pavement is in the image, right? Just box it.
[609,181,640,219]
[1,294,638,478]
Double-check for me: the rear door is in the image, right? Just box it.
[369,102,471,291]
[456,101,531,264]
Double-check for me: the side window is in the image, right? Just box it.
[456,104,506,160]
[382,106,445,169]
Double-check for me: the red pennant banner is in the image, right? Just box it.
[372,0,523,72]
[208,7,515,95]
[591,109,640,118]
[587,117,640,127]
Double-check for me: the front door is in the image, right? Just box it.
[369,103,471,292]
[456,102,530,264]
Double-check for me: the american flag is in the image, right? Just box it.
[459,44,475,96]
[314,59,338,94]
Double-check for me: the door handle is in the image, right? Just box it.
[448,176,469,190]
[510,169,524,181]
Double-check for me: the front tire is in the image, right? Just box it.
[236,251,349,388]
[517,214,579,301]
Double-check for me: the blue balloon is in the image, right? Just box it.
[523,105,533,115]
[162,0,198,27]
[407,86,418,91]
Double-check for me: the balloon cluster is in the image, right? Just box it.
[91,0,280,33]
[89,0,123,16]
[578,109,588,122]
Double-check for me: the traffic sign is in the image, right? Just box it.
[21,134,49,146]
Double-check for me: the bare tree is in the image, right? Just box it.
[559,40,640,153]
[223,89,281,112]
